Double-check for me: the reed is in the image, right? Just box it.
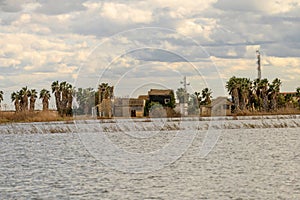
[0,111,73,124]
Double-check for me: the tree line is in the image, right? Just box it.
[0,78,300,116]
[0,81,74,117]
[226,76,300,113]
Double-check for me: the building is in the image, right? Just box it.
[200,97,232,116]
[113,98,145,117]
[148,89,173,106]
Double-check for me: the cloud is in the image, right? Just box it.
[176,18,216,40]
[0,0,300,104]
[100,2,153,24]
[36,0,86,15]
[0,0,24,12]
[214,0,300,14]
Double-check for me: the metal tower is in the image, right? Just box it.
[180,76,190,103]
[256,50,261,80]
[180,76,190,116]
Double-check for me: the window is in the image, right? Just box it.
[164,98,170,104]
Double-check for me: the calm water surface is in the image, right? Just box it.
[0,123,299,199]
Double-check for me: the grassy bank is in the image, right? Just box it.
[1,108,300,124]
[0,111,73,124]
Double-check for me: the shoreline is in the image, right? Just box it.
[1,111,300,125]
[0,114,300,134]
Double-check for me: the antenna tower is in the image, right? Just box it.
[256,50,261,80]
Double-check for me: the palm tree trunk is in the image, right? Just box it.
[15,100,20,112]
[30,98,35,111]
[232,88,240,112]
[42,98,49,111]
[55,91,61,113]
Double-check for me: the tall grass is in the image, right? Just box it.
[0,111,73,124]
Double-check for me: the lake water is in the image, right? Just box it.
[0,117,300,199]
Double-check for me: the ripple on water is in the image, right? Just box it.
[0,123,299,199]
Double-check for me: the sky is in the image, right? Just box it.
[0,0,300,109]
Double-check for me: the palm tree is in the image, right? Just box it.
[66,84,74,116]
[188,92,201,115]
[19,87,29,111]
[268,78,281,111]
[98,83,114,101]
[201,88,212,105]
[51,81,74,116]
[51,81,61,113]
[39,89,51,111]
[11,91,21,112]
[28,89,38,112]
[296,87,300,98]
[259,78,269,111]
[98,83,108,103]
[240,78,252,111]
[0,90,3,110]
[251,78,261,111]
[226,76,241,113]
[176,88,188,104]
[76,88,95,115]
[295,87,300,108]
[97,83,114,117]
[60,81,69,114]
[194,91,202,108]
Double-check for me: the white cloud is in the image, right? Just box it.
[0,0,300,104]
[100,2,153,24]
[177,18,216,40]
[152,0,217,14]
[266,56,300,68]
[260,0,300,14]
[0,58,21,67]
[214,0,300,14]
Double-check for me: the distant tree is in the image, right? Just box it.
[258,78,269,111]
[75,88,95,115]
[28,89,38,112]
[51,81,74,116]
[51,81,61,113]
[296,87,300,108]
[188,93,200,115]
[97,83,114,117]
[268,78,281,111]
[19,87,30,111]
[166,90,176,109]
[39,89,51,111]
[11,91,21,112]
[239,78,251,111]
[176,88,189,104]
[148,102,166,118]
[194,92,202,107]
[226,76,241,113]
[0,90,3,110]
[201,88,212,105]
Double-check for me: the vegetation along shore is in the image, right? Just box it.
[1,77,300,124]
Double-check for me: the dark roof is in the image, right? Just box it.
[148,89,172,96]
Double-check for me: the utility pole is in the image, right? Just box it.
[180,76,190,116]
[256,50,261,80]
[180,76,190,103]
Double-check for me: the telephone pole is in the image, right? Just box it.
[256,50,261,80]
[180,76,190,102]
[180,76,190,116]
